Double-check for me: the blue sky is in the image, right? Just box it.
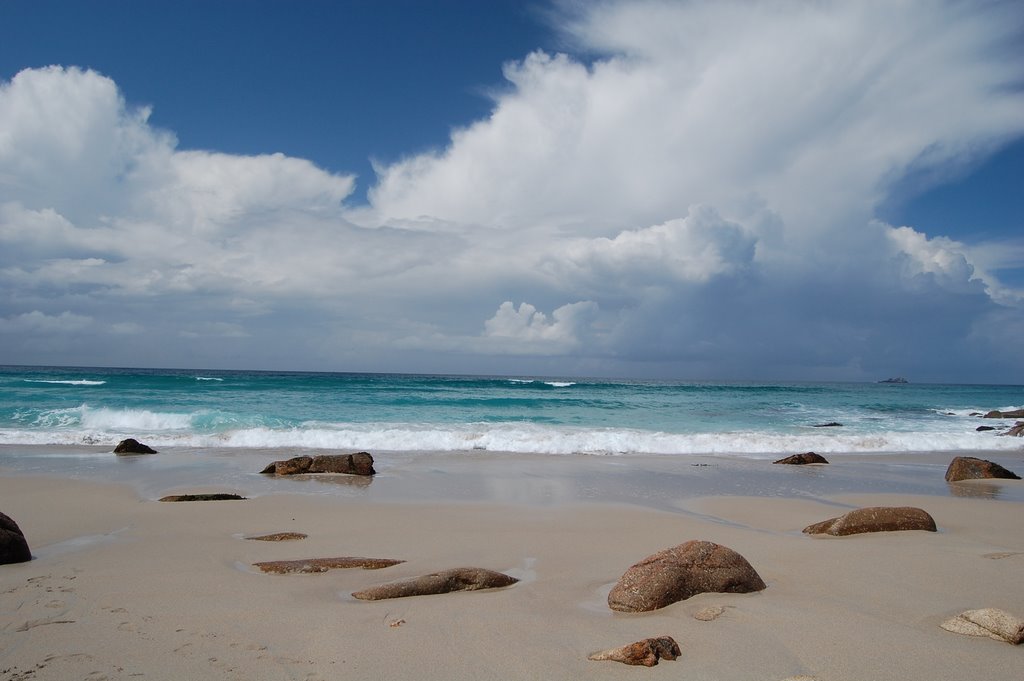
[2,0,1023,382]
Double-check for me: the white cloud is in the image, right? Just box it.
[1,1,1023,380]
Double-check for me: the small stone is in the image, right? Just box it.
[940,608,1024,644]
[588,636,681,667]
[254,557,403,574]
[774,452,829,465]
[245,532,308,541]
[802,506,936,536]
[158,494,246,502]
[693,605,725,621]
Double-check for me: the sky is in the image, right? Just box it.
[1,0,1023,383]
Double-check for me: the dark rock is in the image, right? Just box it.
[255,557,403,574]
[983,408,1024,419]
[945,456,1021,482]
[812,422,842,428]
[260,452,375,476]
[0,512,31,565]
[803,506,936,536]
[607,540,766,613]
[774,452,829,465]
[351,567,518,600]
[588,636,681,667]
[245,532,308,542]
[158,494,246,502]
[113,438,157,455]
[976,426,997,432]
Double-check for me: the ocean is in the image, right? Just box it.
[1,365,1022,457]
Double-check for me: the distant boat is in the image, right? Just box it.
[879,377,909,384]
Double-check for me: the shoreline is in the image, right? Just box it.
[2,447,1023,679]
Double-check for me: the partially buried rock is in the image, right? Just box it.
[944,456,1021,482]
[114,438,157,455]
[607,540,766,613]
[245,532,308,542]
[802,506,936,536]
[588,636,681,667]
[774,452,829,465]
[693,605,726,621]
[260,452,375,476]
[352,567,518,600]
[940,608,1024,644]
[0,511,31,565]
[255,557,403,574]
[159,493,246,502]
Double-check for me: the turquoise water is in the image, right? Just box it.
[1,365,1022,457]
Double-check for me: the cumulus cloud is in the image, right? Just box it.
[1,1,1023,380]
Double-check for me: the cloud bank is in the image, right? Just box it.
[2,0,1023,381]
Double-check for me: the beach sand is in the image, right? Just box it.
[1,451,1023,680]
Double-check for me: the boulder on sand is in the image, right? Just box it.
[352,567,518,600]
[774,452,829,465]
[944,456,1020,482]
[0,511,31,565]
[802,506,936,536]
[260,452,376,476]
[113,438,157,455]
[607,540,766,613]
[588,636,681,666]
[940,608,1024,644]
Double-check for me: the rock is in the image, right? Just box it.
[158,493,246,502]
[254,557,403,574]
[693,605,725,621]
[944,456,1021,482]
[802,506,936,536]
[0,512,31,565]
[1005,422,1024,437]
[940,608,1024,644]
[607,540,766,613]
[812,422,842,427]
[983,408,1024,419]
[975,426,996,432]
[113,438,157,455]
[774,452,829,465]
[260,452,375,476]
[588,636,681,667]
[352,567,518,600]
[245,532,308,542]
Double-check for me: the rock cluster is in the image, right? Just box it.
[260,452,376,476]
[352,567,518,601]
[588,636,681,667]
[0,512,31,565]
[607,540,766,613]
[802,506,936,536]
[944,456,1020,482]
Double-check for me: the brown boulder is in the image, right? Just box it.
[260,452,375,476]
[588,636,681,667]
[113,438,157,455]
[351,567,518,600]
[1005,422,1024,437]
[0,512,31,565]
[255,556,403,574]
[245,532,308,542]
[774,452,829,465]
[607,540,766,613]
[802,506,936,536]
[944,456,1020,482]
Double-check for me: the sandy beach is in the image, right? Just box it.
[2,450,1023,680]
